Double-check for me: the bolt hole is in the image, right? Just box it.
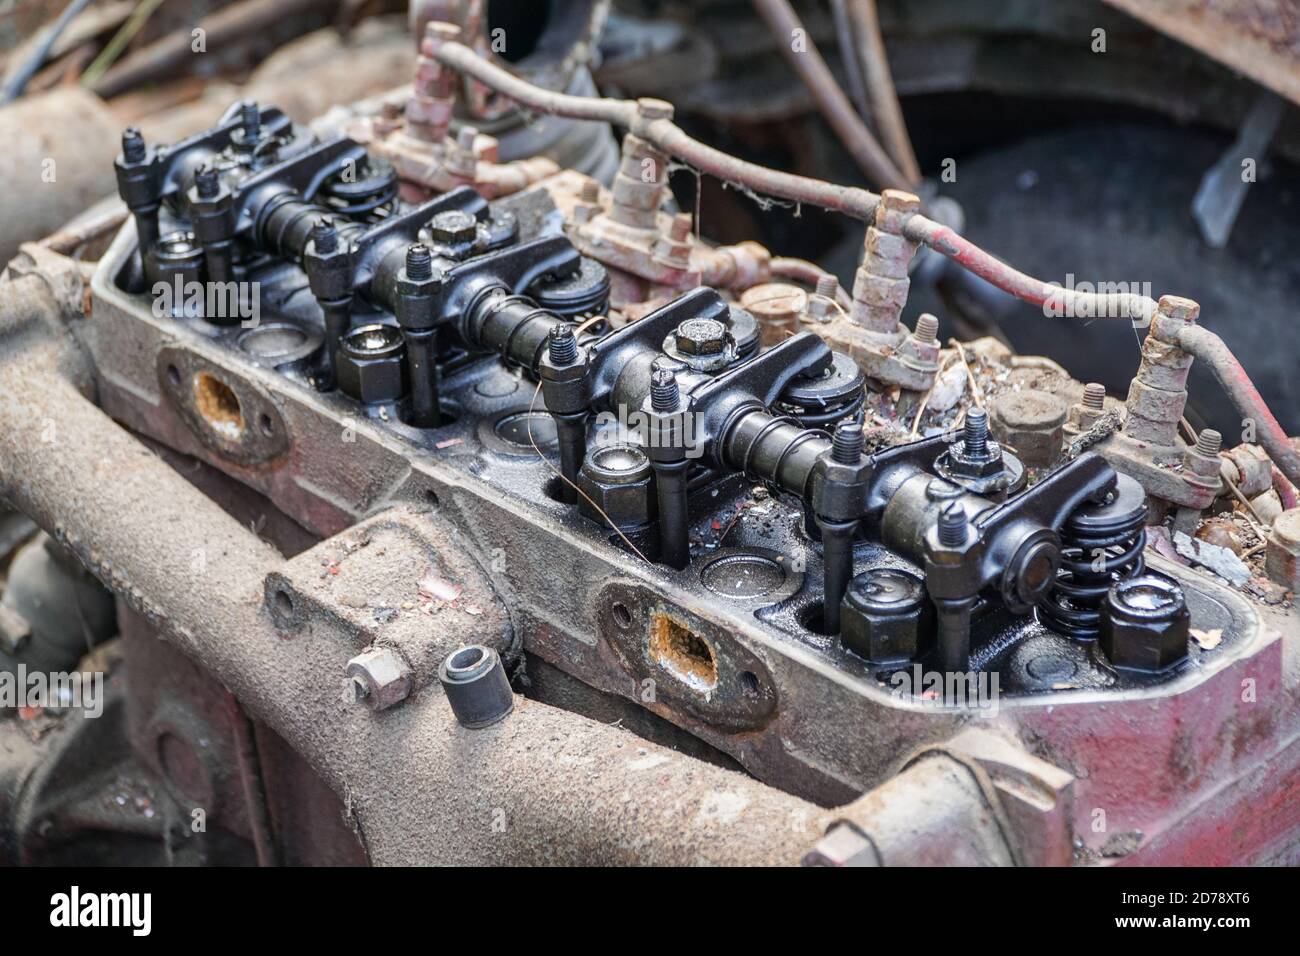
[166,364,181,387]
[800,601,832,636]
[450,646,485,670]
[612,603,632,628]
[258,412,274,437]
[739,671,761,698]
[273,588,294,620]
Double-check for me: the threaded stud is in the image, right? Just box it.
[241,100,261,139]
[814,274,839,299]
[1196,429,1222,457]
[194,165,219,199]
[914,314,939,343]
[310,217,338,254]
[963,407,990,458]
[938,503,967,547]
[121,127,146,163]
[548,324,579,365]
[831,419,865,465]
[1082,383,1106,411]
[650,362,680,411]
[405,243,433,280]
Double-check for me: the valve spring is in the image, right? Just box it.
[1037,474,1148,639]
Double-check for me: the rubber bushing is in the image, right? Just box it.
[438,645,514,728]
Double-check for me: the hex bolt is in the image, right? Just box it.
[345,647,412,712]
[1082,382,1106,412]
[938,503,967,547]
[963,408,990,459]
[650,363,680,411]
[840,567,931,664]
[438,645,514,728]
[121,127,146,163]
[831,418,865,464]
[1196,429,1223,457]
[405,243,434,281]
[428,209,478,249]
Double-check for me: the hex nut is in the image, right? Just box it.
[840,568,931,664]
[346,646,412,711]
[336,324,408,404]
[989,390,1067,467]
[1265,508,1300,590]
[673,317,729,355]
[1099,575,1190,673]
[428,209,478,248]
[802,822,880,867]
[577,443,655,529]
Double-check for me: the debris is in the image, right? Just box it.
[1145,525,1188,565]
[1173,530,1252,585]
[1190,627,1223,650]
[418,572,462,603]
[435,437,463,450]
[926,360,967,414]
[1195,516,1243,554]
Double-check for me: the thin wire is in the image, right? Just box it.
[525,381,651,564]
[0,0,94,104]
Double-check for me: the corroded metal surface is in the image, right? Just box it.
[1103,0,1300,106]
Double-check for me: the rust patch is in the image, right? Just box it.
[193,372,245,440]
[649,612,718,692]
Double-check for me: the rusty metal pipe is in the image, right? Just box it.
[843,0,921,186]
[748,0,913,188]
[428,37,883,221]
[429,37,1163,324]
[903,214,1161,323]
[1175,324,1300,491]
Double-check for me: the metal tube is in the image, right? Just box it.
[1177,324,1300,491]
[844,0,922,185]
[651,458,690,570]
[428,38,883,222]
[749,0,913,188]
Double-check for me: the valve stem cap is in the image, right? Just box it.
[438,644,514,728]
